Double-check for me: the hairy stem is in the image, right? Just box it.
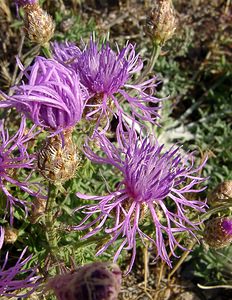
[135,43,161,84]
[45,183,59,258]
[42,42,52,58]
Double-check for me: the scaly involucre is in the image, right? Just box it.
[0,116,44,224]
[0,247,40,298]
[73,130,207,272]
[0,57,88,134]
[52,39,161,130]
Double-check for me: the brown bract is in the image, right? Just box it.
[208,180,232,206]
[4,227,18,244]
[204,217,232,249]
[37,128,79,184]
[24,3,55,44]
[145,0,177,45]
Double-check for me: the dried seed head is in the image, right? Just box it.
[30,198,47,224]
[4,227,18,244]
[24,3,55,44]
[47,262,121,300]
[37,129,79,184]
[146,0,177,45]
[208,180,232,206]
[204,217,232,248]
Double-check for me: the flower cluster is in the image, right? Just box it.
[73,131,207,271]
[0,30,208,289]
[0,116,45,224]
[0,40,161,134]
[0,247,40,298]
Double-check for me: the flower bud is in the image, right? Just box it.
[208,180,232,206]
[145,0,177,45]
[23,3,55,44]
[204,217,232,248]
[37,129,79,184]
[47,262,121,300]
[4,227,18,244]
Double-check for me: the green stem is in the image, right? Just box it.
[200,203,232,222]
[62,235,109,250]
[41,42,52,58]
[135,43,161,84]
[45,183,59,255]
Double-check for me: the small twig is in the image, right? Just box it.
[104,12,129,30]
[156,262,165,288]
[198,283,232,289]
[144,243,149,291]
[168,240,196,281]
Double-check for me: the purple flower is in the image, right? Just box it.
[73,130,207,272]
[15,0,37,6]
[204,217,232,248]
[0,116,44,224]
[222,219,232,234]
[0,247,40,298]
[0,57,88,134]
[52,40,161,130]
[0,227,4,250]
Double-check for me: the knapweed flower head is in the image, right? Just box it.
[204,217,232,248]
[0,247,40,298]
[146,0,177,45]
[47,262,121,300]
[0,57,88,134]
[208,180,232,207]
[0,116,44,224]
[52,39,161,130]
[73,130,207,272]
[37,128,80,184]
[23,3,55,44]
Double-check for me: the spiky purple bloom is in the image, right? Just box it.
[0,116,44,224]
[0,57,88,134]
[52,40,161,129]
[0,247,40,298]
[73,131,207,272]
